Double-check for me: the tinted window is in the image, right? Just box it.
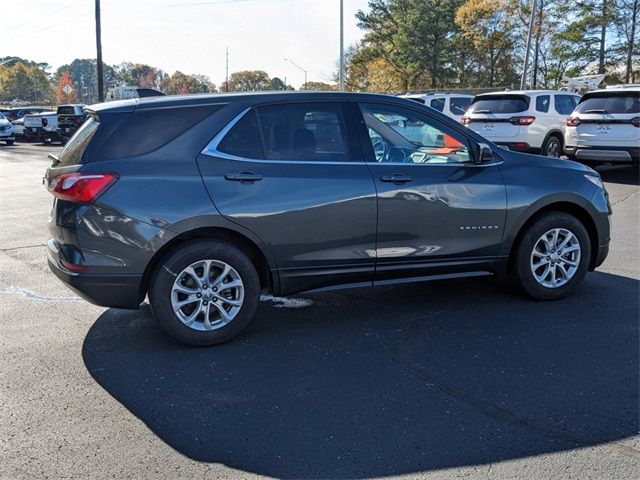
[469,95,530,114]
[57,106,76,115]
[100,104,223,160]
[217,109,264,159]
[359,103,471,164]
[55,118,99,167]
[449,97,472,115]
[256,102,349,162]
[554,95,575,115]
[576,94,640,114]
[536,95,550,112]
[0,113,5,120]
[429,98,445,112]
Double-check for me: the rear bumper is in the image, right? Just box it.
[24,127,58,141]
[565,145,640,164]
[47,239,144,309]
[48,256,143,309]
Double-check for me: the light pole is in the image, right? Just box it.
[284,58,307,89]
[520,0,537,90]
[339,0,344,92]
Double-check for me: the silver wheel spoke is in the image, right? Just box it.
[171,258,245,332]
[212,302,232,324]
[530,227,581,289]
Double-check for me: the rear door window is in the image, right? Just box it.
[536,95,550,113]
[554,95,576,115]
[469,95,530,114]
[256,102,350,162]
[576,94,640,114]
[57,106,76,115]
[429,98,445,112]
[449,97,472,115]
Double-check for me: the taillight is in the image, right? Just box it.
[47,173,118,203]
[566,116,581,127]
[461,116,470,125]
[632,117,640,128]
[42,117,48,127]
[509,116,536,125]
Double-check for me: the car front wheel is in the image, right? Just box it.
[149,240,260,346]
[511,212,591,300]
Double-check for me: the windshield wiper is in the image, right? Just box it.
[584,109,608,114]
[474,109,492,114]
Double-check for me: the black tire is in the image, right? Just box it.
[510,212,591,300]
[4,140,14,146]
[542,135,562,158]
[149,240,260,346]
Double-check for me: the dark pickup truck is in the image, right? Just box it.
[57,104,87,144]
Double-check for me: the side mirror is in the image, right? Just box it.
[475,143,494,164]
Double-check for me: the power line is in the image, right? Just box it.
[0,0,85,38]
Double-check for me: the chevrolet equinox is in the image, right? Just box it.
[45,92,611,345]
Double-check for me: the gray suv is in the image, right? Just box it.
[45,92,611,345]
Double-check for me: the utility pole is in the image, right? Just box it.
[532,0,544,88]
[95,0,104,102]
[225,47,229,92]
[520,0,537,90]
[339,0,344,91]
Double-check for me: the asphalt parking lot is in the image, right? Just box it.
[1,142,638,479]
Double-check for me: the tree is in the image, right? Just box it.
[614,0,640,82]
[221,70,272,91]
[356,0,464,90]
[270,77,294,90]
[0,61,53,104]
[557,0,617,74]
[56,71,77,104]
[456,0,518,87]
[161,71,216,95]
[300,81,335,91]
[56,59,117,103]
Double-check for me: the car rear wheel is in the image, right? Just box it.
[4,140,14,146]
[149,240,260,346]
[542,135,562,158]
[511,212,591,300]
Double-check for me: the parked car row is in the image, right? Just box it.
[405,87,639,166]
[0,104,87,145]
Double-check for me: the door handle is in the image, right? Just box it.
[380,173,412,184]
[224,172,263,183]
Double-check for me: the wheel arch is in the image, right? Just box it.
[506,200,600,272]
[542,129,564,149]
[140,226,277,302]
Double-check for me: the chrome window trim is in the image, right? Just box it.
[201,106,500,168]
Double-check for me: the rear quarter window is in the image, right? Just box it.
[98,104,223,160]
[449,97,472,115]
[469,95,530,114]
[55,118,100,167]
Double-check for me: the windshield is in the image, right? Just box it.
[468,95,530,114]
[576,94,640,114]
[55,118,99,167]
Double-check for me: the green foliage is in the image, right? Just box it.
[0,60,53,104]
[221,70,272,92]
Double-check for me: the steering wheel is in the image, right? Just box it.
[372,138,388,162]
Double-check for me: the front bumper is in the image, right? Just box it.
[47,240,144,309]
[565,145,640,164]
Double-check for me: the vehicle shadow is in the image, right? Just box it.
[596,164,639,186]
[82,272,639,478]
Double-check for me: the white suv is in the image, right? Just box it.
[399,93,474,122]
[461,90,581,157]
[565,87,639,165]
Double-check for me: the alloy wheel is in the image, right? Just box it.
[171,259,244,331]
[530,228,581,288]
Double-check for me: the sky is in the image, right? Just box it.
[3,0,370,88]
